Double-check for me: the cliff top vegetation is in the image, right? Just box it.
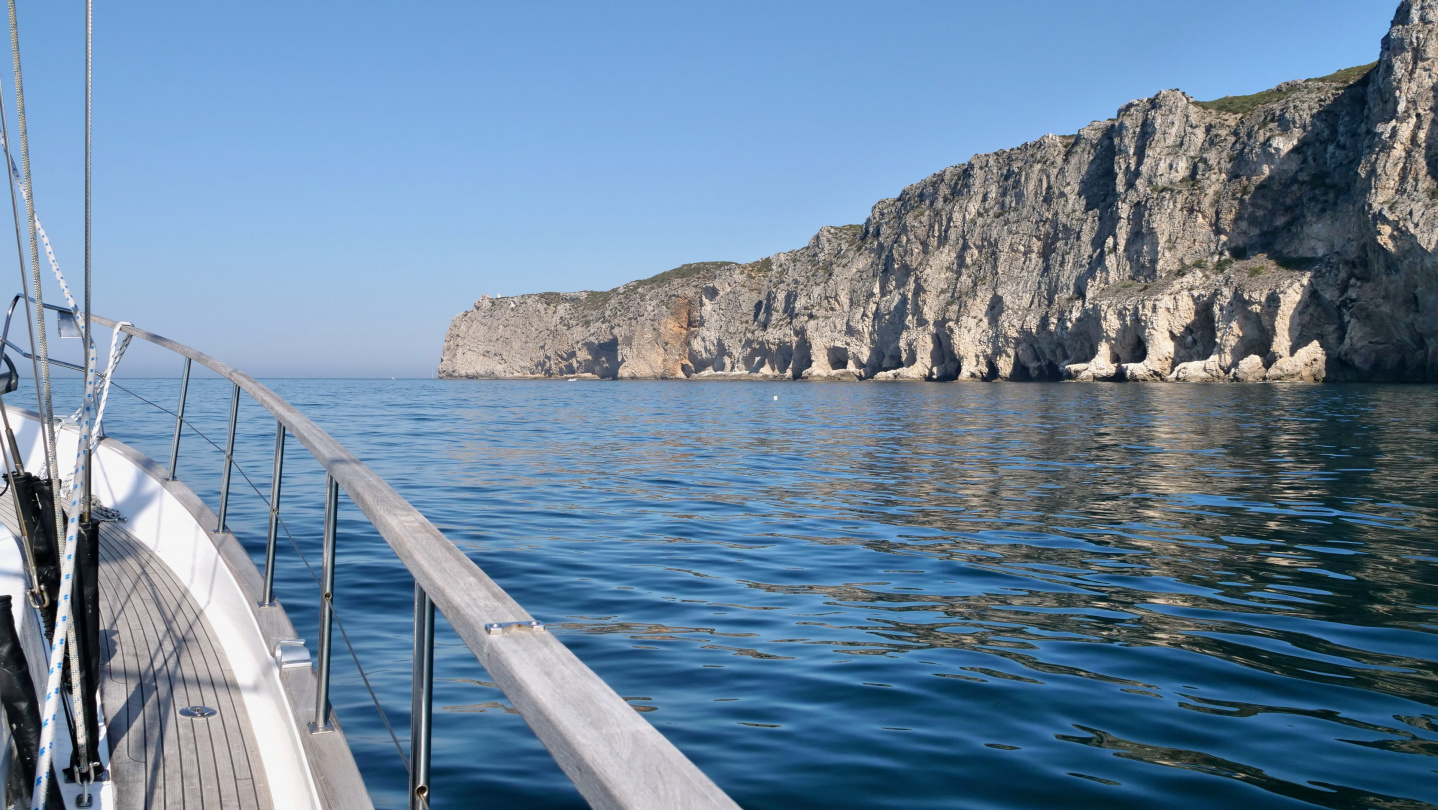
[1195,62,1377,115]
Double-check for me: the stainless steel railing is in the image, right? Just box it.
[3,301,738,810]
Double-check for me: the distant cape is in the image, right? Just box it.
[441,1,1438,383]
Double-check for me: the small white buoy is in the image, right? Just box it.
[773,395,778,400]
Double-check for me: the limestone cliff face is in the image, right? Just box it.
[441,0,1438,383]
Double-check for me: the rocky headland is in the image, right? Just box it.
[441,0,1438,383]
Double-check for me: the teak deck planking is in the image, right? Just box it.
[0,501,272,810]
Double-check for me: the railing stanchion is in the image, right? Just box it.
[216,382,240,532]
[260,422,285,608]
[76,312,741,808]
[310,474,339,734]
[166,357,190,480]
[410,584,435,810]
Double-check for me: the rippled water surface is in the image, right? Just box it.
[47,377,1438,808]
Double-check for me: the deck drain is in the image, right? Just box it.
[179,706,217,719]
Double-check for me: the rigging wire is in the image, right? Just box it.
[108,378,417,778]
[22,346,97,809]
[0,30,42,471]
[5,4,100,801]
[5,0,58,496]
[83,0,93,529]
[78,0,95,794]
[1,0,426,798]
[0,20,46,618]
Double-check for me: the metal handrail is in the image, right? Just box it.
[81,313,738,810]
[1,294,85,372]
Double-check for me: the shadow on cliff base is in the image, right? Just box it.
[1234,66,1436,381]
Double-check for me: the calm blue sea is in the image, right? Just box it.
[26,377,1438,809]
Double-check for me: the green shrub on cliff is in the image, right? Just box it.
[1196,62,1377,115]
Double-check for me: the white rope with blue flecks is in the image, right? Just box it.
[0,127,131,439]
[0,8,115,802]
[0,122,129,810]
[63,320,130,443]
[18,233,129,810]
[90,324,132,442]
[25,317,129,810]
[19,225,131,810]
[30,338,98,809]
[0,135,76,320]
[0,134,97,807]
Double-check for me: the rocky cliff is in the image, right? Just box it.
[441,0,1438,383]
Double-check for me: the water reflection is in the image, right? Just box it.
[73,379,1438,809]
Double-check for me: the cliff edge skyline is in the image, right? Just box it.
[441,0,1438,383]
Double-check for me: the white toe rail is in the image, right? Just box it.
[87,314,737,810]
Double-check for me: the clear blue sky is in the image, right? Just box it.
[2,0,1398,376]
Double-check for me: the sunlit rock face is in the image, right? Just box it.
[440,0,1438,384]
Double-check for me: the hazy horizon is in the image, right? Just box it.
[0,0,1397,377]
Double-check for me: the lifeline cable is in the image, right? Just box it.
[0,127,85,322]
[106,378,417,776]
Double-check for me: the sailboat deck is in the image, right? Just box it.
[0,502,274,810]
